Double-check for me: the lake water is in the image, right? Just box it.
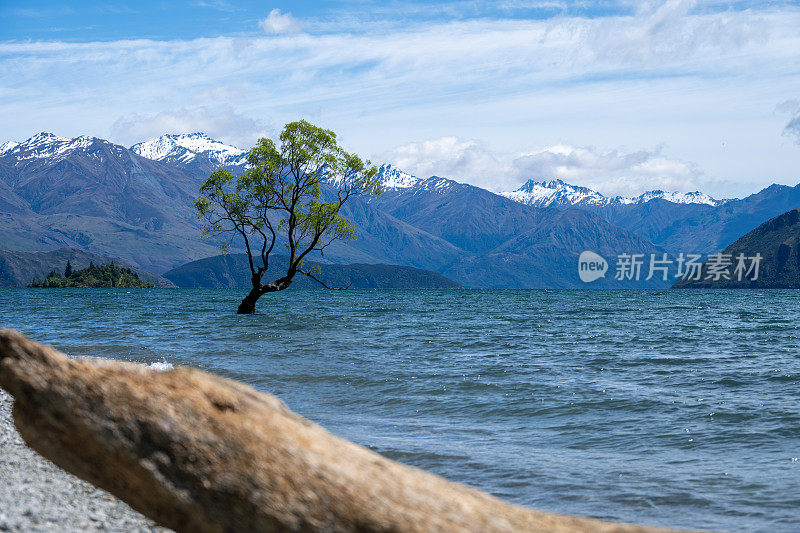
[1,288,798,532]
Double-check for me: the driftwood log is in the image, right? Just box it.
[0,329,678,533]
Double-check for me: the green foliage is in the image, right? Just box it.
[28,262,154,288]
[195,120,380,288]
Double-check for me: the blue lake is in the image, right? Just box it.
[1,288,798,532]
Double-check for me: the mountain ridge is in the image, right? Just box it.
[500,178,723,208]
[130,133,248,175]
[0,132,221,272]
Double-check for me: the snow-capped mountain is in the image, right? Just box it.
[1,132,131,165]
[376,164,421,189]
[2,131,800,289]
[374,165,462,195]
[0,131,219,272]
[624,189,720,206]
[0,140,19,154]
[131,133,248,171]
[0,132,201,206]
[501,179,609,207]
[501,178,723,208]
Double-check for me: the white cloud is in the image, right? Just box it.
[382,137,512,189]
[511,145,703,196]
[786,114,800,143]
[258,9,302,35]
[110,106,271,148]
[385,138,706,196]
[781,101,800,144]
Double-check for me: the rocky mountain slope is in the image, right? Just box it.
[674,207,800,288]
[365,170,667,287]
[0,133,220,272]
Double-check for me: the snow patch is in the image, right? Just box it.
[420,176,456,192]
[620,190,719,206]
[501,179,609,207]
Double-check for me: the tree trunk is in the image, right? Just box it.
[236,274,295,314]
[236,286,262,315]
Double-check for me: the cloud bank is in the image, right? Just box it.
[111,106,272,148]
[383,138,704,196]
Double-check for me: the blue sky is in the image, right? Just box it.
[0,1,639,41]
[2,0,800,197]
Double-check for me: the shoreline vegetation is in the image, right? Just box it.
[28,261,154,289]
[0,329,675,533]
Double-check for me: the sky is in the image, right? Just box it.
[1,0,800,198]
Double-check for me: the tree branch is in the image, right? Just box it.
[297,268,351,290]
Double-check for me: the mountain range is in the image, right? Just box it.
[1,131,798,288]
[500,178,722,208]
[0,132,220,273]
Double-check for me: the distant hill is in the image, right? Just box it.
[0,248,175,287]
[674,207,800,288]
[163,254,462,289]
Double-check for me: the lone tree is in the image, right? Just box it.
[195,121,380,314]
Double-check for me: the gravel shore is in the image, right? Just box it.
[0,389,168,532]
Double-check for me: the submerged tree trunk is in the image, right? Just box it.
[237,287,262,315]
[236,272,296,315]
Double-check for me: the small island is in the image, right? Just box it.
[28,261,154,288]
